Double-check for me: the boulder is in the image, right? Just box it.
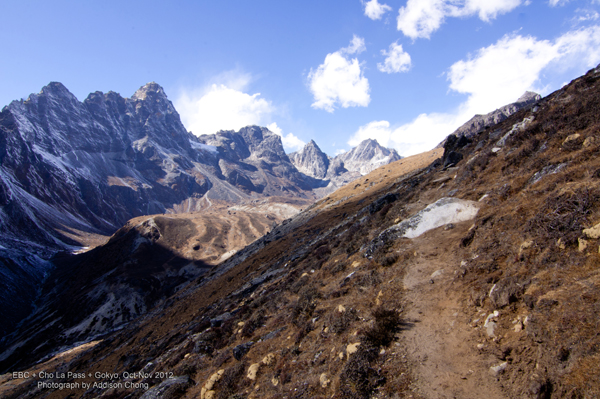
[489,277,527,308]
[583,222,600,239]
[141,376,190,399]
[233,341,254,360]
[247,363,260,380]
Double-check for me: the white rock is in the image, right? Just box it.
[486,321,497,337]
[320,373,330,388]
[391,198,480,239]
[484,311,499,337]
[247,363,260,380]
[430,269,444,278]
[490,362,508,376]
[346,342,361,356]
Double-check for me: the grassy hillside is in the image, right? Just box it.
[3,65,600,398]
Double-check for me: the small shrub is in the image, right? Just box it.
[378,254,399,267]
[325,261,347,276]
[460,228,476,248]
[175,361,197,377]
[291,285,321,326]
[213,351,231,369]
[329,307,358,334]
[362,307,401,348]
[216,362,247,399]
[240,310,266,338]
[338,343,382,399]
[355,270,382,287]
[314,244,331,260]
[294,322,313,344]
[526,187,599,246]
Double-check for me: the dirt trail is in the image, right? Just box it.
[397,223,507,399]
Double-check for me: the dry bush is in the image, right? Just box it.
[174,359,198,378]
[526,187,599,246]
[213,350,232,369]
[324,261,347,276]
[338,343,382,399]
[291,285,321,326]
[354,270,382,288]
[216,362,248,399]
[343,222,369,256]
[362,307,401,348]
[314,244,332,260]
[328,307,358,335]
[288,273,310,294]
[294,322,314,345]
[240,310,266,338]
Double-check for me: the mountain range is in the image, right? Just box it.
[0,82,400,342]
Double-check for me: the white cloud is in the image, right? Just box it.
[448,34,557,112]
[549,0,571,6]
[348,120,393,147]
[573,9,600,23]
[378,42,412,73]
[342,35,367,54]
[363,0,392,20]
[349,113,463,156]
[450,27,600,112]
[175,73,273,136]
[308,36,371,112]
[463,0,524,21]
[350,26,600,156]
[397,0,523,39]
[266,122,306,152]
[397,0,447,40]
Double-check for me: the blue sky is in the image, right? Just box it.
[2,1,600,156]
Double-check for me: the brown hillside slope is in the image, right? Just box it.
[3,65,600,398]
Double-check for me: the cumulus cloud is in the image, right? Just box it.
[266,122,306,152]
[378,42,412,73]
[350,26,600,156]
[397,0,523,39]
[363,0,392,20]
[450,27,600,111]
[348,120,393,147]
[308,36,371,112]
[176,73,273,136]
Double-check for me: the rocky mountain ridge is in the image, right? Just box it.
[289,138,402,197]
[437,90,542,147]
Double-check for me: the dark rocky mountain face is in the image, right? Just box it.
[0,83,314,339]
[437,90,541,147]
[197,126,312,197]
